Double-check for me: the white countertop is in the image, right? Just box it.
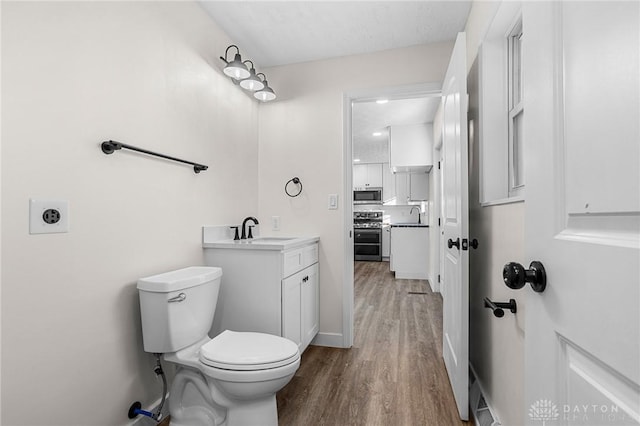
[203,235,319,251]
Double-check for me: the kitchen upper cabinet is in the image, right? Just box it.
[394,173,429,202]
[353,163,383,189]
[409,173,429,201]
[389,124,434,173]
[382,163,396,202]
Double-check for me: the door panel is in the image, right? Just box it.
[524,3,639,424]
[441,32,469,421]
[282,272,302,351]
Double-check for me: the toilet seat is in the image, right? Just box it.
[200,330,299,371]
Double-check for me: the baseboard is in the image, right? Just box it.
[469,364,501,426]
[395,271,428,280]
[311,332,345,348]
[125,394,170,426]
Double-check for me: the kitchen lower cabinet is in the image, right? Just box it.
[382,225,391,259]
[390,226,429,279]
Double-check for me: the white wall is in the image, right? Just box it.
[1,2,258,425]
[465,2,526,425]
[257,42,453,342]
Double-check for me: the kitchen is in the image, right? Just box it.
[352,96,439,286]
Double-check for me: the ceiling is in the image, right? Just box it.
[199,1,469,165]
[199,1,471,68]
[353,96,441,163]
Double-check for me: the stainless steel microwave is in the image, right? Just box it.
[353,188,382,204]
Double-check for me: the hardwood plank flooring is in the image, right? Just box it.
[277,261,472,426]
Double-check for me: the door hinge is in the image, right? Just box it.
[438,161,441,170]
[438,218,441,227]
[462,238,469,251]
[438,274,441,283]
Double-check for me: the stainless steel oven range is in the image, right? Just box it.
[354,210,383,261]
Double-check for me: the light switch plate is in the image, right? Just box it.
[29,199,70,234]
[328,194,338,210]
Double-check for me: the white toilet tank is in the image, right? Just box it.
[137,266,223,354]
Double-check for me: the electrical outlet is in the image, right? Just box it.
[30,199,69,234]
[272,216,280,231]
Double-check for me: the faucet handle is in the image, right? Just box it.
[248,225,255,239]
[229,226,240,241]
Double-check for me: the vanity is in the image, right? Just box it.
[203,227,320,353]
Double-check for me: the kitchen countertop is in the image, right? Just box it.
[390,223,429,228]
[203,236,319,251]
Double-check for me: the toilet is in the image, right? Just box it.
[137,266,300,426]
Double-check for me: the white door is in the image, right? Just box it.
[441,32,469,421]
[523,3,639,425]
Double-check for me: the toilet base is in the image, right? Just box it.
[168,366,280,426]
[223,396,277,426]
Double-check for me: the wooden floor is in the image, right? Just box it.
[277,261,471,426]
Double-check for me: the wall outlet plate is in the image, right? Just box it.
[29,199,70,234]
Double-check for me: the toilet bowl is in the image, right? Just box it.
[137,267,300,426]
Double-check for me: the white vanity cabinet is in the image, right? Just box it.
[282,261,319,351]
[204,237,319,353]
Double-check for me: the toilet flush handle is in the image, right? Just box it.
[168,293,186,303]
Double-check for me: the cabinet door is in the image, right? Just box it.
[353,164,368,189]
[301,263,319,351]
[409,173,429,201]
[382,225,391,257]
[382,163,396,201]
[367,163,383,187]
[282,273,302,350]
[395,174,409,204]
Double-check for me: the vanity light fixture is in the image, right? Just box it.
[239,60,265,91]
[254,74,277,102]
[372,132,383,137]
[220,45,250,80]
[220,45,276,102]
[376,99,389,104]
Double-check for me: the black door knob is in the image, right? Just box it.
[503,261,547,293]
[470,239,479,249]
[448,238,460,250]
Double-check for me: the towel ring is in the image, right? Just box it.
[285,177,303,197]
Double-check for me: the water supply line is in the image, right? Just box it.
[127,354,168,422]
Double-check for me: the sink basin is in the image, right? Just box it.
[248,237,297,243]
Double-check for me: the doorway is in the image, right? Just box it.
[342,82,442,347]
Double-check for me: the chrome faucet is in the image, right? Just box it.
[241,216,259,239]
[410,206,421,224]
